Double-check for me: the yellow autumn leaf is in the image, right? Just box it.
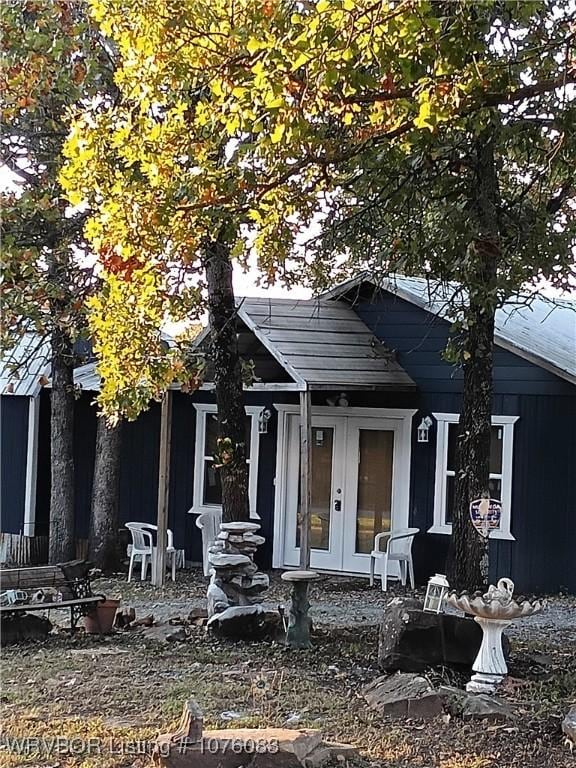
[270,122,285,143]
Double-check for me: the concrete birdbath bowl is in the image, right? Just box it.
[446,578,544,694]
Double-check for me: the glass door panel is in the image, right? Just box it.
[355,429,394,554]
[283,415,344,570]
[296,427,334,551]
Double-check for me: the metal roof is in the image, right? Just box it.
[0,334,51,397]
[237,297,416,390]
[323,274,576,385]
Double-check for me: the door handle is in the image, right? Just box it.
[334,499,341,512]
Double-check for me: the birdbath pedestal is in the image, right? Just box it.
[281,570,320,649]
[447,578,543,694]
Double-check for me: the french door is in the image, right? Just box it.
[282,411,410,575]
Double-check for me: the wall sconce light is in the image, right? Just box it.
[258,408,272,434]
[417,416,433,443]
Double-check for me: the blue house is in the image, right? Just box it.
[1,276,575,593]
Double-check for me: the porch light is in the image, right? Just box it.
[417,416,433,443]
[424,573,450,614]
[258,408,272,434]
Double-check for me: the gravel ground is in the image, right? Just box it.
[90,569,576,642]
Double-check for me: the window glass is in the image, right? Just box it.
[204,415,251,458]
[445,475,455,524]
[355,429,394,554]
[444,426,504,524]
[203,462,252,506]
[203,461,222,505]
[490,426,503,474]
[202,413,252,506]
[447,424,458,471]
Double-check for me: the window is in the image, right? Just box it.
[192,404,263,519]
[430,413,518,540]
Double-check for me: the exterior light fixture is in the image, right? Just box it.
[423,573,450,614]
[258,408,272,434]
[417,416,433,443]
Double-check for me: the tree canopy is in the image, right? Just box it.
[1,0,116,356]
[58,0,562,419]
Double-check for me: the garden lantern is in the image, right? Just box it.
[424,573,449,613]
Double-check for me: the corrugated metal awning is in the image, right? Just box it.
[0,334,51,397]
[237,297,416,391]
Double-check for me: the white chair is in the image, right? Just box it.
[369,527,419,592]
[126,522,177,582]
[195,511,222,576]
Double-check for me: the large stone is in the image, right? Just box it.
[155,699,358,768]
[219,521,261,533]
[155,727,353,768]
[438,686,517,721]
[208,553,252,568]
[0,613,52,644]
[562,705,576,745]
[207,605,283,641]
[363,673,442,719]
[378,598,509,671]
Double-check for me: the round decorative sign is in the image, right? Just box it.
[469,498,502,538]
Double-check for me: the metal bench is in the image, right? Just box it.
[0,560,105,630]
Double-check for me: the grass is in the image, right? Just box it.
[1,578,575,768]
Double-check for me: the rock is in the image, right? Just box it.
[363,673,443,719]
[207,582,229,616]
[562,705,576,745]
[207,605,283,641]
[378,598,509,671]
[438,686,517,721]
[155,727,350,768]
[219,521,261,532]
[208,553,252,568]
[0,613,52,644]
[143,625,187,644]
[132,614,154,627]
[155,698,358,768]
[188,607,208,622]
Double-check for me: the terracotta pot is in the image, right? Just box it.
[84,599,120,634]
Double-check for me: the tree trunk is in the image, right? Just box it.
[203,235,249,523]
[89,418,122,571]
[48,328,75,564]
[449,133,500,592]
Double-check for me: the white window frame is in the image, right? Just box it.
[191,404,262,519]
[429,413,519,541]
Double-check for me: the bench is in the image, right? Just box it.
[0,560,105,630]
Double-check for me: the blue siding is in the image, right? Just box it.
[355,290,576,593]
[357,294,574,396]
[74,394,98,539]
[0,396,29,535]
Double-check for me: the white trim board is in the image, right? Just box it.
[188,403,263,520]
[23,396,40,536]
[429,413,519,541]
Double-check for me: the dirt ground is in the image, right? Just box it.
[1,571,575,768]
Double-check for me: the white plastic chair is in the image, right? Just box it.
[195,511,222,576]
[126,522,177,582]
[369,527,419,592]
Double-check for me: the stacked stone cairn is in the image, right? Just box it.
[206,521,275,638]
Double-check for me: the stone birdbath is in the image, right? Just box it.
[281,570,320,649]
[446,577,544,694]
